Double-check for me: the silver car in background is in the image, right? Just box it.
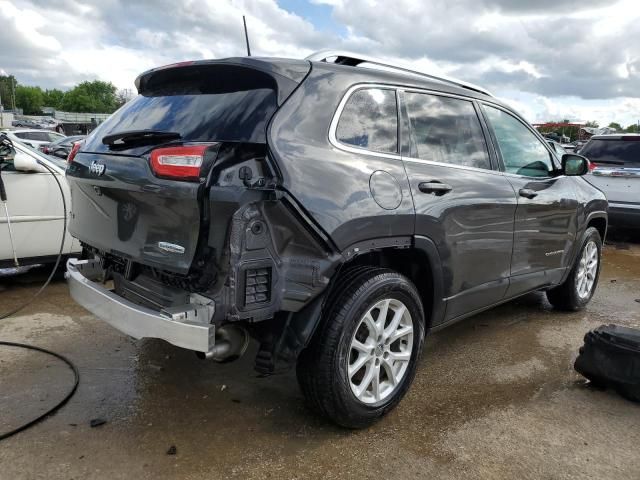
[581,134,640,229]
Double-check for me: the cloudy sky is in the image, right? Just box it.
[1,0,639,126]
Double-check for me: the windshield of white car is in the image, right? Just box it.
[16,140,67,169]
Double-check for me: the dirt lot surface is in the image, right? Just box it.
[1,236,639,479]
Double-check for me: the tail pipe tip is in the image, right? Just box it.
[196,325,249,362]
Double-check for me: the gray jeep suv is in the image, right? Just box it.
[64,51,607,427]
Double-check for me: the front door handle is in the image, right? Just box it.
[519,188,538,199]
[418,181,452,196]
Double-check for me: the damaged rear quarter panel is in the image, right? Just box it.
[210,195,340,323]
[203,144,341,324]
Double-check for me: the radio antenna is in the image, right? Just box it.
[243,15,251,56]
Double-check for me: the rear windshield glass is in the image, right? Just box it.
[84,81,277,153]
[579,139,640,168]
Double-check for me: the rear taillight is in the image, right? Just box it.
[67,141,82,164]
[149,145,208,181]
[588,160,597,172]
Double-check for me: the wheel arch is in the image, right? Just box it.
[586,212,607,242]
[329,235,446,331]
[259,235,446,374]
[558,213,606,286]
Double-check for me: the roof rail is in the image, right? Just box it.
[305,50,493,97]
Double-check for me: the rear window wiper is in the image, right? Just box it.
[102,130,181,147]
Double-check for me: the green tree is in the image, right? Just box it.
[625,123,640,133]
[585,120,599,128]
[43,88,65,109]
[15,85,45,114]
[61,80,118,113]
[607,122,622,131]
[0,75,18,110]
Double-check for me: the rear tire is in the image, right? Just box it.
[546,227,602,311]
[297,267,425,428]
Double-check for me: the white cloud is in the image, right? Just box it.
[0,0,61,51]
[0,0,638,126]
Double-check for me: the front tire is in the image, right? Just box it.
[296,268,425,428]
[546,227,602,311]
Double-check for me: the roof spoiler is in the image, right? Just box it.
[134,58,311,105]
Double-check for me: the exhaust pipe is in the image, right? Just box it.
[196,325,249,362]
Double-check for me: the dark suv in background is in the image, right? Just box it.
[580,134,640,229]
[64,51,607,427]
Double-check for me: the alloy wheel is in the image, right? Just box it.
[576,240,598,299]
[347,298,414,404]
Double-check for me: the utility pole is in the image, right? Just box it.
[11,77,16,111]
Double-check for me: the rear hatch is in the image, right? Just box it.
[67,58,309,274]
[581,136,640,205]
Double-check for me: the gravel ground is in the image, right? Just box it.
[0,235,639,479]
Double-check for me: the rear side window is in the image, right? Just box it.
[579,139,640,168]
[404,92,491,170]
[83,65,279,153]
[336,88,398,154]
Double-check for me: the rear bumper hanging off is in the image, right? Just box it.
[65,258,215,353]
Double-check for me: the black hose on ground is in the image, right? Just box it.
[0,146,80,441]
[0,341,79,441]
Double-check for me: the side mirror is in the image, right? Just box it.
[13,150,47,173]
[562,154,589,176]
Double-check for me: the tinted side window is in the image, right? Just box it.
[14,132,30,140]
[483,105,553,177]
[404,93,491,170]
[336,88,398,154]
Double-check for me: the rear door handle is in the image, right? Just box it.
[418,181,452,196]
[519,188,538,199]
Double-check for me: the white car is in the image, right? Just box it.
[2,129,66,149]
[0,138,81,268]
